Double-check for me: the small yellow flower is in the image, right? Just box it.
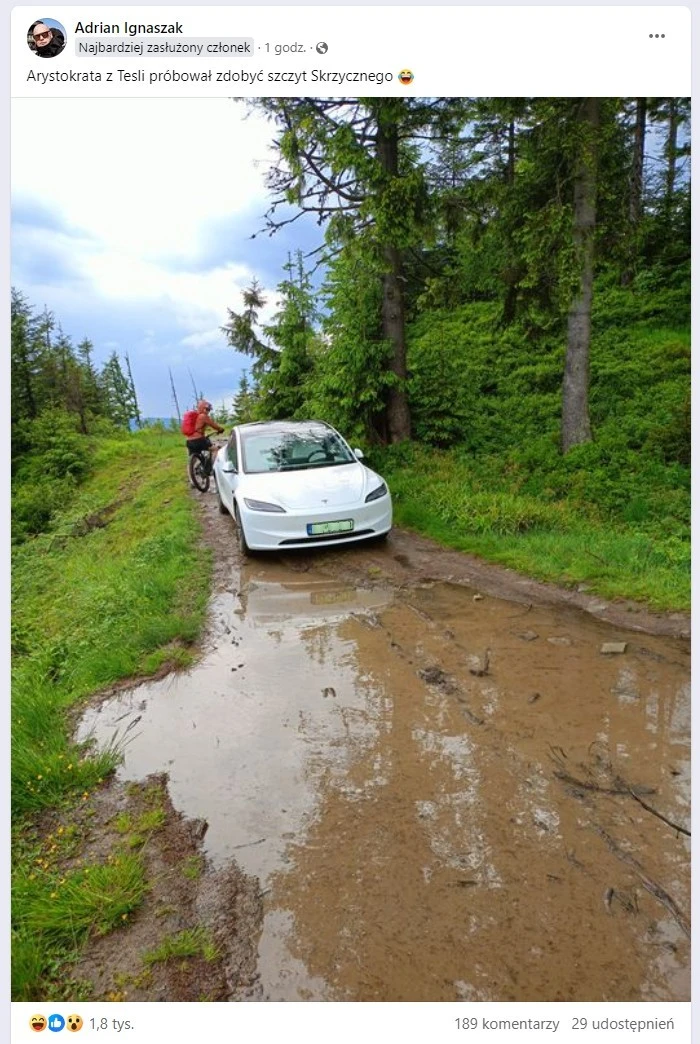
[57,827,64,835]
[67,764,73,771]
[50,892,58,899]
[36,775,43,781]
[121,914,128,921]
[28,874,36,881]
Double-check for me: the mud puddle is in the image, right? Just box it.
[78,558,690,1002]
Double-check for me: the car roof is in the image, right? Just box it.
[236,420,334,435]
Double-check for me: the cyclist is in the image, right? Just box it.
[186,400,225,467]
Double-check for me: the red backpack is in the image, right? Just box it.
[181,410,198,437]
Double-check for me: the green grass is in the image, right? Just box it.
[181,855,204,881]
[381,443,689,612]
[142,927,220,965]
[12,849,149,1001]
[112,807,167,850]
[12,428,210,1000]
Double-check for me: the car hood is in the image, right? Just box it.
[239,462,381,510]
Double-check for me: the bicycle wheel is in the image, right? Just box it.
[189,452,210,493]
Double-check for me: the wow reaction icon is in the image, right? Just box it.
[66,1016,83,1033]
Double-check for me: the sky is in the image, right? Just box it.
[11,98,320,417]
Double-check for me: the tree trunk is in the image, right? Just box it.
[502,117,518,323]
[665,98,678,206]
[382,244,412,441]
[562,98,599,453]
[376,115,411,443]
[630,98,646,225]
[621,98,646,286]
[125,352,141,427]
[169,368,182,425]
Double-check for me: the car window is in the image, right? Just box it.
[240,429,355,473]
[227,435,238,470]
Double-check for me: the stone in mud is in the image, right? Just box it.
[547,636,572,646]
[601,642,628,655]
[190,817,209,841]
[517,630,539,642]
[418,666,450,687]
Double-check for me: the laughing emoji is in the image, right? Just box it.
[30,1016,47,1033]
[398,69,414,85]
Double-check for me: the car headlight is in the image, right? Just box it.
[365,482,388,503]
[243,498,286,513]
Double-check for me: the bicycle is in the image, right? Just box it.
[188,445,213,492]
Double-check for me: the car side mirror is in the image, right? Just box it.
[354,448,364,460]
[222,464,237,474]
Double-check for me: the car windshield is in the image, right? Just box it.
[240,427,356,474]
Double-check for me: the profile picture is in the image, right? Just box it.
[27,18,66,58]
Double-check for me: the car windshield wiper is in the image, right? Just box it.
[304,460,351,469]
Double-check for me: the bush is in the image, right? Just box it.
[11,476,78,541]
[14,409,92,483]
[11,409,96,540]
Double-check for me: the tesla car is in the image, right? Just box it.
[212,420,392,555]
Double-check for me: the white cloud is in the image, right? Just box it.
[11,98,294,413]
[12,98,274,261]
[12,99,279,342]
[180,329,225,349]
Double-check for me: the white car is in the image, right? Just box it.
[212,420,392,555]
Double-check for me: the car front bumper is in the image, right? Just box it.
[238,497,392,551]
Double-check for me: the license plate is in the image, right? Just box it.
[311,588,354,604]
[307,519,354,536]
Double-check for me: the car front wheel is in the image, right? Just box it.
[234,504,252,557]
[214,476,228,515]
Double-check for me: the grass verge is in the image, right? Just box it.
[379,443,689,612]
[12,428,210,1000]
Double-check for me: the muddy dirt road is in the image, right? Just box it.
[78,492,690,1002]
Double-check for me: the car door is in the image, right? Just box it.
[215,433,239,510]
